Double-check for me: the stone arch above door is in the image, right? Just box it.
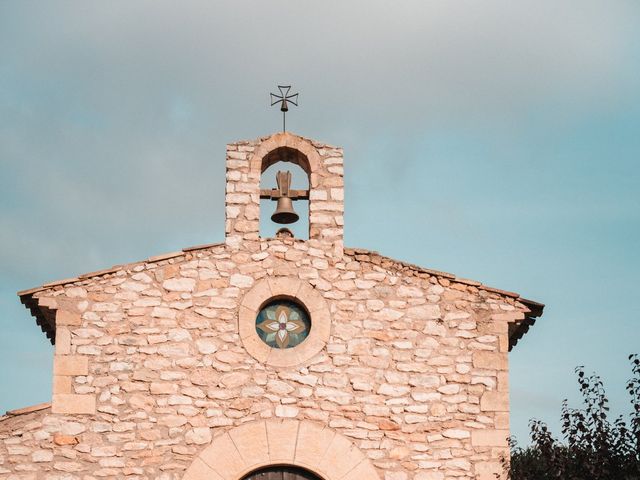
[182,419,381,480]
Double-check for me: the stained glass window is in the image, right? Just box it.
[256,299,311,349]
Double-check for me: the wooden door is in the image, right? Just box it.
[242,465,321,480]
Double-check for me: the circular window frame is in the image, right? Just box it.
[255,298,312,350]
[239,277,331,367]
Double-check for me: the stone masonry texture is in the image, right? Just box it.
[1,133,537,480]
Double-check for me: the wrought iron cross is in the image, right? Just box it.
[270,85,298,132]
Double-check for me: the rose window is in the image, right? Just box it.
[256,299,311,349]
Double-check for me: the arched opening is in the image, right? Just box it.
[242,465,323,480]
[261,147,311,176]
[259,147,310,239]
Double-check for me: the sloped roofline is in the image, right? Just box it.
[343,248,544,350]
[17,243,543,351]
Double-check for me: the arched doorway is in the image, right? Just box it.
[242,465,322,480]
[181,419,381,480]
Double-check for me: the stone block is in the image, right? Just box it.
[483,319,510,334]
[499,332,509,352]
[480,392,509,412]
[275,405,299,418]
[295,422,336,468]
[53,355,88,376]
[442,428,470,439]
[475,461,504,480]
[53,375,72,394]
[53,434,79,446]
[239,279,271,311]
[32,449,53,462]
[495,412,510,429]
[162,277,196,292]
[414,473,444,480]
[183,458,224,480]
[497,371,509,392]
[342,460,379,480]
[229,421,269,467]
[200,433,246,478]
[55,327,71,355]
[38,296,58,308]
[267,276,302,298]
[185,427,212,445]
[320,434,364,479]
[240,332,270,363]
[491,312,524,322]
[52,394,96,414]
[473,351,507,370]
[266,419,299,462]
[56,310,81,326]
[471,429,509,447]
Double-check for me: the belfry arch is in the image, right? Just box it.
[249,134,320,177]
[259,148,310,239]
[181,420,380,480]
[224,132,344,255]
[255,140,315,240]
[260,146,312,176]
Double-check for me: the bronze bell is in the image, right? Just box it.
[271,170,299,224]
[271,196,299,224]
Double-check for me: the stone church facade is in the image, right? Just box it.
[1,132,543,480]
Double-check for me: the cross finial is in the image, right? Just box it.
[270,85,298,132]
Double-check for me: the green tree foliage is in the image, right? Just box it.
[505,355,640,479]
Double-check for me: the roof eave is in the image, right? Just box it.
[508,298,545,351]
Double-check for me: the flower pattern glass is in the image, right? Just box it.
[256,300,311,349]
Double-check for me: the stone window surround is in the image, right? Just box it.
[239,277,331,368]
[182,419,381,480]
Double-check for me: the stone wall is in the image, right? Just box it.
[2,240,527,480]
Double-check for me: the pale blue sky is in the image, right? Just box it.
[1,1,638,443]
